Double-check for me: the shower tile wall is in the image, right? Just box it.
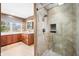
[36,3,78,56]
[48,4,76,56]
[36,4,49,55]
[76,4,79,56]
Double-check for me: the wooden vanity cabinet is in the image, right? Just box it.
[22,34,34,45]
[1,33,34,47]
[6,35,13,44]
[12,34,18,43]
[27,34,34,45]
[22,34,28,44]
[1,35,7,46]
[1,34,21,47]
[17,34,22,41]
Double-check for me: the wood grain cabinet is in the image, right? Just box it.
[1,34,21,47]
[17,34,22,41]
[6,35,13,44]
[1,36,7,46]
[12,34,18,43]
[1,33,34,47]
[27,34,34,45]
[22,34,34,45]
[22,34,28,44]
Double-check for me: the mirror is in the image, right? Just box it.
[27,21,34,30]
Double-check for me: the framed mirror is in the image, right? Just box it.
[27,21,34,30]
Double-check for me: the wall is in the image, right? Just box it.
[76,4,79,56]
[36,5,49,55]
[1,14,23,23]
[36,3,77,56]
[48,3,76,56]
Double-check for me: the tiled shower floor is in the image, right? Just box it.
[1,42,34,56]
[42,49,61,56]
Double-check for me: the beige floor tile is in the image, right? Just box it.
[1,42,34,56]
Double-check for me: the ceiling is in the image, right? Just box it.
[1,3,34,18]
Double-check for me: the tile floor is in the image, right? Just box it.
[1,42,34,56]
[42,49,61,56]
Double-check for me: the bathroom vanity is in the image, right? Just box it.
[22,33,34,45]
[1,32,34,47]
[1,33,22,46]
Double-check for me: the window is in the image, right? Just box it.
[12,22,21,32]
[1,21,10,32]
[1,20,22,32]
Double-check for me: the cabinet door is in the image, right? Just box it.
[12,34,18,43]
[28,34,34,45]
[1,35,7,46]
[22,34,28,44]
[17,34,21,41]
[6,35,13,45]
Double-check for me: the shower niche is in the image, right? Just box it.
[50,24,56,33]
